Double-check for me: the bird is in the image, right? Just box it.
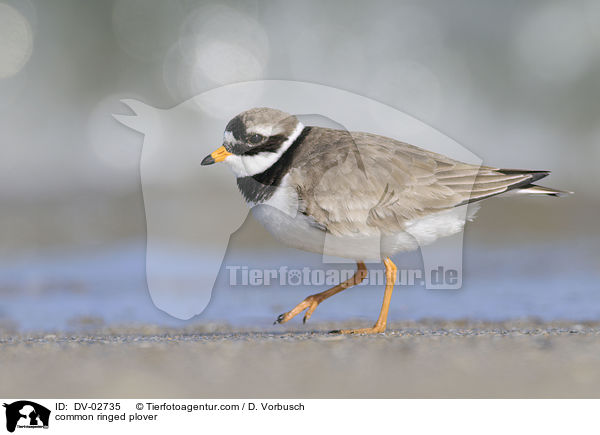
[201,107,569,334]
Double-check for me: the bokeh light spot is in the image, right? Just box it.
[0,3,33,78]
[163,4,269,99]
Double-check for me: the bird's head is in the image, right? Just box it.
[201,107,304,177]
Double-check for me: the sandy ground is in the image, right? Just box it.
[1,321,600,398]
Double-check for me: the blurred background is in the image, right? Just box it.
[0,0,598,332]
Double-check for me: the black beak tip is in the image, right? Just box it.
[201,155,215,166]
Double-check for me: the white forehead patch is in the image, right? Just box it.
[223,131,235,143]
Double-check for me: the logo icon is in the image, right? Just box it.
[3,401,50,433]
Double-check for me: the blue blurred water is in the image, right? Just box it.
[0,238,598,332]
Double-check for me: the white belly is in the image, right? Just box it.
[250,178,478,261]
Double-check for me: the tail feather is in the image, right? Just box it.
[516,184,572,197]
[457,168,571,205]
[496,169,572,196]
[496,169,550,184]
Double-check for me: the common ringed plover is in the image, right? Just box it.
[202,108,569,334]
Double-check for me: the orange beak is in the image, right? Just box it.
[201,146,232,165]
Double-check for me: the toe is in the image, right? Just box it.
[302,310,312,324]
[274,313,288,324]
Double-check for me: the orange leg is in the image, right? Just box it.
[334,257,397,334]
[275,261,368,324]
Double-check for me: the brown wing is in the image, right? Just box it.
[287,128,549,236]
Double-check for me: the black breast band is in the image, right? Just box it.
[236,127,312,203]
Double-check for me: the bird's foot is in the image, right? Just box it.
[274,294,325,325]
[329,325,386,335]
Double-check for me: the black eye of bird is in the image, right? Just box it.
[248,134,264,144]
